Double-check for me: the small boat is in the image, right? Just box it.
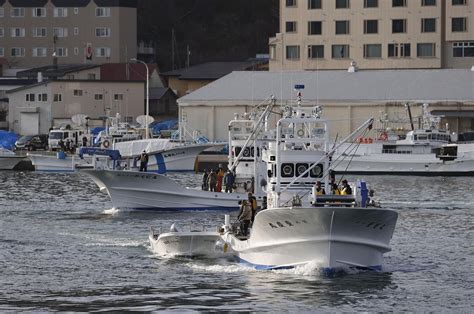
[219,92,398,273]
[0,148,26,170]
[149,224,222,257]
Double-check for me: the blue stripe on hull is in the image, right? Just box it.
[237,257,382,275]
[335,170,474,176]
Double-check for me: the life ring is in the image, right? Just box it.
[380,132,388,141]
[297,129,304,137]
[103,140,110,148]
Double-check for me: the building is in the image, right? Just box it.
[161,60,268,98]
[178,69,474,142]
[16,64,101,80]
[0,77,36,129]
[0,0,137,69]
[269,0,474,71]
[7,79,144,135]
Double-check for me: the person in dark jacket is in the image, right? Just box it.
[223,170,235,193]
[139,150,149,172]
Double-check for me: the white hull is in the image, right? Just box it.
[0,155,25,170]
[222,207,398,271]
[333,151,474,175]
[27,153,92,172]
[149,231,221,257]
[27,143,219,172]
[82,169,246,210]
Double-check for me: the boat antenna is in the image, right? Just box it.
[405,102,415,131]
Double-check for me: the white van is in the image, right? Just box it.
[48,129,87,151]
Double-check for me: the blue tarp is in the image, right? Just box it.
[0,131,19,150]
[90,127,105,135]
[150,119,178,136]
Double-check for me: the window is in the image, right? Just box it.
[53,27,68,37]
[54,8,67,17]
[286,0,297,7]
[308,0,321,9]
[96,7,111,16]
[308,21,322,35]
[74,27,79,35]
[332,45,349,58]
[74,47,79,55]
[269,45,276,60]
[114,94,124,101]
[11,47,25,57]
[26,93,35,102]
[393,0,406,6]
[32,47,47,57]
[452,18,467,32]
[95,27,111,37]
[336,0,349,8]
[364,0,378,7]
[308,45,324,58]
[364,20,378,34]
[53,94,62,102]
[0,8,4,17]
[11,8,25,17]
[0,28,3,37]
[453,42,474,57]
[88,73,96,80]
[417,43,436,57]
[33,27,47,37]
[11,28,25,37]
[285,22,297,33]
[0,48,3,57]
[74,8,79,14]
[364,44,382,58]
[422,18,436,32]
[32,8,46,17]
[422,0,436,6]
[388,43,411,57]
[56,47,67,57]
[94,94,103,100]
[95,47,111,57]
[335,21,350,34]
[452,0,466,4]
[38,93,47,102]
[392,19,406,33]
[73,90,83,97]
[286,45,300,59]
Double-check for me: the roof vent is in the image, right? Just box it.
[348,61,358,73]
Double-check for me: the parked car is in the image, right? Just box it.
[14,134,49,151]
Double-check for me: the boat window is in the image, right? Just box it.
[296,163,309,177]
[49,132,63,140]
[309,163,323,178]
[414,135,418,140]
[281,163,294,177]
[418,135,428,140]
[235,146,242,157]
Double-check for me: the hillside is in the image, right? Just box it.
[137,0,279,71]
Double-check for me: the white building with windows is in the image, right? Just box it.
[0,0,137,69]
[270,0,474,70]
[7,79,144,135]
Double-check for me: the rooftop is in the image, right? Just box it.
[16,64,100,79]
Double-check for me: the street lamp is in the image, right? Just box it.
[130,58,149,139]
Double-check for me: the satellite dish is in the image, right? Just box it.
[71,114,90,127]
[136,115,155,127]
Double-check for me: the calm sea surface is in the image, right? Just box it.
[0,171,473,311]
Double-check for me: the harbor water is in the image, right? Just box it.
[0,172,473,311]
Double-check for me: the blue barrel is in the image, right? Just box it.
[57,151,66,159]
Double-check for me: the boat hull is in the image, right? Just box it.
[27,153,91,172]
[81,169,246,210]
[0,155,25,170]
[149,231,221,257]
[222,206,398,271]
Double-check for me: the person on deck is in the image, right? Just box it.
[82,136,88,147]
[237,200,252,236]
[208,169,217,192]
[315,181,325,195]
[223,170,235,193]
[216,165,225,192]
[139,150,149,172]
[248,192,257,223]
[202,169,209,191]
[340,179,352,195]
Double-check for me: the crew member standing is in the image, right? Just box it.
[139,150,149,172]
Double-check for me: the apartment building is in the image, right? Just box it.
[269,0,474,70]
[0,0,137,69]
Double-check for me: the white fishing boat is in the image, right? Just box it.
[149,224,221,257]
[219,96,398,273]
[0,148,25,170]
[81,97,277,210]
[333,104,474,175]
